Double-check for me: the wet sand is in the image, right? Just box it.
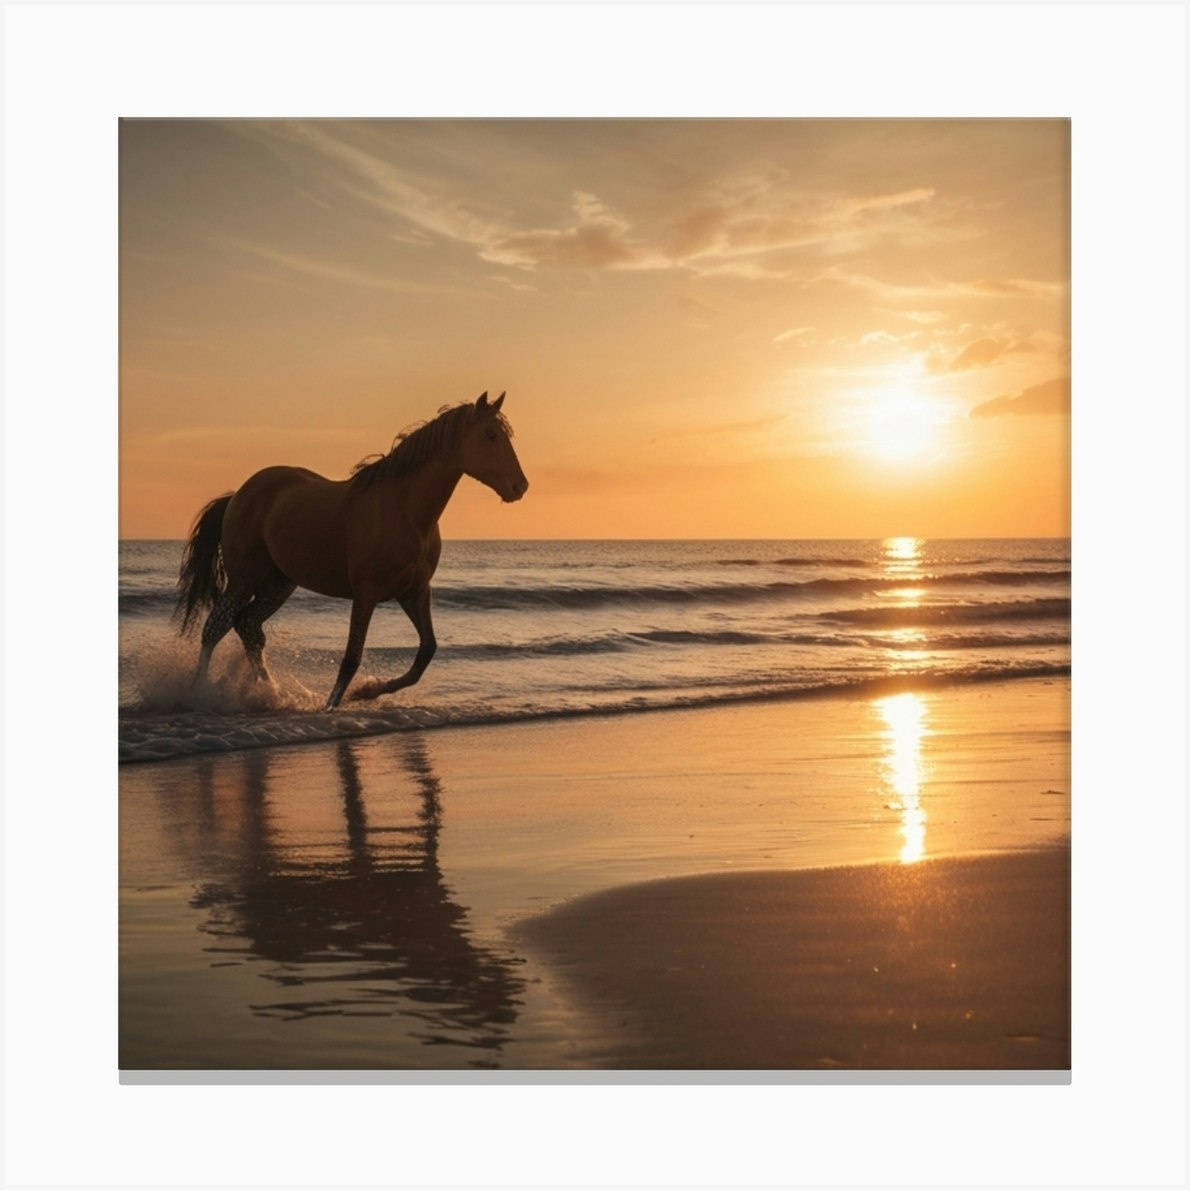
[515,848,1070,1070]
[119,677,1070,1070]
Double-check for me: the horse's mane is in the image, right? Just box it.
[349,402,513,489]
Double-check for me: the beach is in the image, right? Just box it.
[119,675,1070,1072]
[515,850,1069,1070]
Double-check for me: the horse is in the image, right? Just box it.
[175,391,528,709]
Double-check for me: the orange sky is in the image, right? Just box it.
[119,118,1069,539]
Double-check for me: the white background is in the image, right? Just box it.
[3,4,1186,1187]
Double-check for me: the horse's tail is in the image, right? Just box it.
[175,493,233,634]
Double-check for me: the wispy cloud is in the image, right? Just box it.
[277,122,501,248]
[969,376,1070,418]
[932,335,1010,372]
[223,238,482,298]
[774,326,815,346]
[242,124,963,281]
[253,124,659,274]
[238,123,1067,330]
[811,267,1067,304]
[963,277,1066,299]
[890,309,947,325]
[487,273,538,293]
[479,191,657,271]
[926,328,1067,373]
[859,329,920,347]
[657,186,943,277]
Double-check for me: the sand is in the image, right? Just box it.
[118,676,1070,1071]
[514,848,1070,1070]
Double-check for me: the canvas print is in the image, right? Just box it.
[119,118,1070,1072]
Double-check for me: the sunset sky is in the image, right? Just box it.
[120,118,1069,539]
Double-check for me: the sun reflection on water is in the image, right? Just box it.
[878,539,932,668]
[882,586,926,604]
[874,691,929,863]
[883,536,924,567]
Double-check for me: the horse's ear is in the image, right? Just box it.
[491,392,505,412]
[476,391,489,408]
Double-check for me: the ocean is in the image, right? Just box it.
[119,537,1070,765]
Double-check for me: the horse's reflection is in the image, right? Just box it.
[186,738,523,1067]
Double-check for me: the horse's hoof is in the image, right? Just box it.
[347,679,384,702]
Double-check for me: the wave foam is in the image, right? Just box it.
[119,662,1071,765]
[131,640,324,715]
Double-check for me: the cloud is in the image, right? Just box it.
[943,336,1009,371]
[963,277,1066,299]
[859,329,920,347]
[663,203,733,258]
[660,186,941,277]
[270,123,654,274]
[926,328,1066,373]
[969,376,1070,418]
[476,181,935,275]
[895,309,947,325]
[487,273,538,293]
[774,326,814,345]
[222,239,481,297]
[479,191,653,271]
[276,122,500,248]
[238,124,1025,288]
[815,267,1068,306]
[835,187,937,219]
[284,123,947,278]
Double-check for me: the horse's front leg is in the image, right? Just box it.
[348,586,437,702]
[325,594,377,710]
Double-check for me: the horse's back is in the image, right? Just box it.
[236,463,328,494]
[225,465,337,531]
[223,466,353,597]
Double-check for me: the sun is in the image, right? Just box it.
[865,390,944,464]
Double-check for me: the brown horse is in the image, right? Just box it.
[176,392,528,709]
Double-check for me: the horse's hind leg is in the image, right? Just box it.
[193,589,250,686]
[234,571,296,682]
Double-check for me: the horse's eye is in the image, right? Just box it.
[486,429,498,441]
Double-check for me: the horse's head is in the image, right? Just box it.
[460,392,529,503]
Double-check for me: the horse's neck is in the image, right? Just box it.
[381,456,464,532]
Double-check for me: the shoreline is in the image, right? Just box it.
[118,666,1070,766]
[513,847,1071,1071]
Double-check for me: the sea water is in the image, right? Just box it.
[119,537,1070,764]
